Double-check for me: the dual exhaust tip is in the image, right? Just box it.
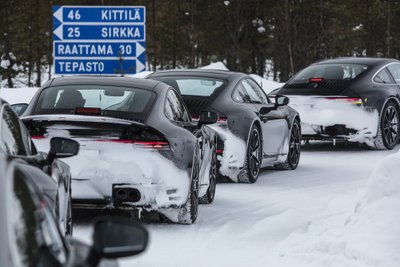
[113,187,141,202]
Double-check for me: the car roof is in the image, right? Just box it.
[46,75,163,91]
[149,69,247,80]
[314,57,399,67]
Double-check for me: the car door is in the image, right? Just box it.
[241,79,288,156]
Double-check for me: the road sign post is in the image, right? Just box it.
[53,5,146,75]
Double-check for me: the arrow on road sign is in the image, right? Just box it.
[136,59,145,73]
[53,6,63,24]
[136,42,145,58]
[53,25,63,41]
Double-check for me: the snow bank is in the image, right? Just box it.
[0,87,38,105]
[268,151,400,267]
[210,125,246,182]
[249,74,284,94]
[200,61,229,71]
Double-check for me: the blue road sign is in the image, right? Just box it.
[54,42,146,58]
[53,5,146,75]
[53,24,145,41]
[53,6,145,24]
[55,58,145,75]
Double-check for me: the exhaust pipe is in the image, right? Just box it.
[113,187,141,202]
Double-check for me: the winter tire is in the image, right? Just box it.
[199,149,217,204]
[238,125,262,183]
[374,101,400,150]
[275,119,301,170]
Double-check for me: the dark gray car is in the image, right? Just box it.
[0,155,148,267]
[22,76,218,224]
[149,69,301,183]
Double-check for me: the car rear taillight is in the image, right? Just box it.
[31,135,45,139]
[216,149,224,155]
[309,77,325,83]
[95,139,170,150]
[325,97,363,105]
[217,116,227,123]
[133,141,169,149]
[192,114,227,124]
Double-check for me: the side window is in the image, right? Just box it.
[241,79,266,104]
[164,90,190,122]
[246,79,269,104]
[374,68,394,84]
[387,64,400,84]
[7,166,67,267]
[0,105,27,156]
[232,82,251,103]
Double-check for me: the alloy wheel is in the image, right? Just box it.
[383,105,399,148]
[248,128,262,178]
[289,122,301,167]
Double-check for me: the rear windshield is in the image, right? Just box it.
[153,76,225,97]
[34,86,155,118]
[291,63,369,82]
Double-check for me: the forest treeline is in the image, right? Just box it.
[0,0,399,87]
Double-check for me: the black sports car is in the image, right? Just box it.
[270,57,400,150]
[22,76,218,224]
[0,99,78,235]
[148,69,301,183]
[0,154,148,267]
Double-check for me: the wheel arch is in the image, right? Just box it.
[378,97,400,123]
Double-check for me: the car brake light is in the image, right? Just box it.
[325,97,363,105]
[31,135,45,139]
[309,77,325,83]
[134,141,169,149]
[95,139,170,149]
[217,116,227,123]
[75,107,101,115]
[216,149,224,155]
[192,114,227,123]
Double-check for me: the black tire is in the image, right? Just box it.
[65,192,73,236]
[177,152,200,224]
[238,125,262,183]
[275,119,301,170]
[374,101,400,150]
[199,149,217,204]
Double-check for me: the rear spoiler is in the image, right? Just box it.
[22,114,168,143]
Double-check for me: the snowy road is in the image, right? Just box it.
[74,142,399,267]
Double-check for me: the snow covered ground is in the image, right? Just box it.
[74,142,400,267]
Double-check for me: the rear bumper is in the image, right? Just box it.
[71,179,187,210]
[301,122,376,142]
[286,96,379,142]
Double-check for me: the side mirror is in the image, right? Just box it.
[259,103,276,115]
[198,111,218,125]
[275,95,290,106]
[88,217,149,266]
[11,103,28,116]
[259,95,289,115]
[47,137,79,164]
